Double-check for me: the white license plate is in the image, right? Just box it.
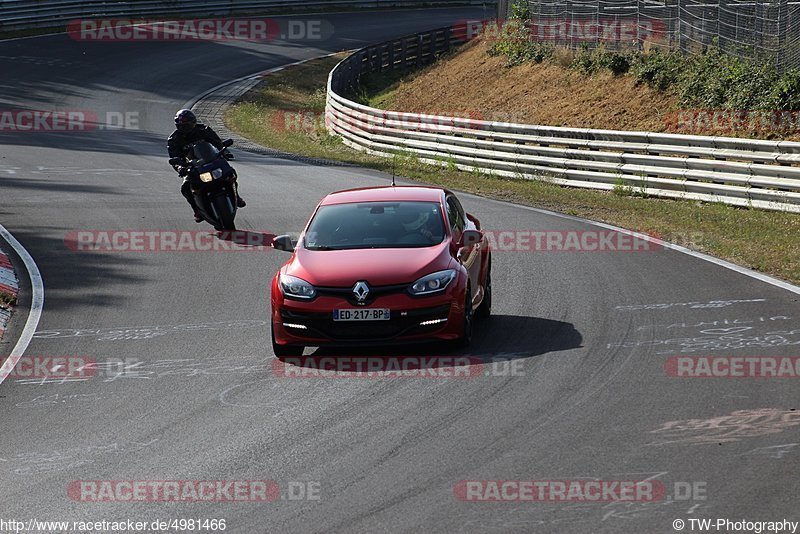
[333,308,390,321]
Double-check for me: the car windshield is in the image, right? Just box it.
[304,201,445,250]
[189,142,219,165]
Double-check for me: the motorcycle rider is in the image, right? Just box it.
[167,109,246,222]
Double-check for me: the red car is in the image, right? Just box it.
[270,186,492,356]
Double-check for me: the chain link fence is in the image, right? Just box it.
[504,0,800,70]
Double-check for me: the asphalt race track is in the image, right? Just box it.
[1,8,799,533]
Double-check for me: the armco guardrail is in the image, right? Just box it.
[0,0,492,32]
[325,27,800,213]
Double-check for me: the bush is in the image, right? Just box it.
[771,68,800,110]
[489,25,798,113]
[603,52,632,76]
[631,49,684,91]
[678,49,780,110]
[487,18,530,66]
[488,19,553,66]
[569,45,632,76]
[509,0,533,21]
[570,43,598,74]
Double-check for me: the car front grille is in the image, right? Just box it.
[316,283,409,306]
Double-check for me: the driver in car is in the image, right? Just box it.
[398,206,443,243]
[167,109,246,222]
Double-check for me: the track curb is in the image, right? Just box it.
[0,243,19,341]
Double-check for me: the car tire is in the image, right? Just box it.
[476,267,492,319]
[456,285,474,348]
[271,325,304,357]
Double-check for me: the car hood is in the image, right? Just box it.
[286,244,453,287]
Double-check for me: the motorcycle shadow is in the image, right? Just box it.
[214,230,276,249]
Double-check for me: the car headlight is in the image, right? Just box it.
[408,269,456,296]
[279,274,317,300]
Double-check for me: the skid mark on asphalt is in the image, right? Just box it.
[11,357,272,386]
[737,443,798,459]
[647,408,800,446]
[615,299,767,311]
[608,311,800,354]
[635,316,791,331]
[218,379,274,408]
[0,439,159,476]
[33,320,267,341]
[607,331,800,354]
[13,392,105,408]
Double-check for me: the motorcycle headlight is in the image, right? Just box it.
[279,274,317,300]
[408,269,456,296]
[199,169,223,182]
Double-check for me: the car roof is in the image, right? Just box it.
[319,186,448,206]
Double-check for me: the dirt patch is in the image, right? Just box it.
[380,40,677,132]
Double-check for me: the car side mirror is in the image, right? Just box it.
[457,229,483,248]
[222,139,234,148]
[168,157,184,166]
[272,235,295,252]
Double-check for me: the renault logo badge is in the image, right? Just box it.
[353,281,370,302]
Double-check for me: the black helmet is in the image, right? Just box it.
[174,109,197,133]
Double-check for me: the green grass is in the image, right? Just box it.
[225,55,800,285]
[0,291,15,309]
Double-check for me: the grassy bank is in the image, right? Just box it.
[224,55,800,284]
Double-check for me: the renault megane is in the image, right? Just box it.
[270,186,492,356]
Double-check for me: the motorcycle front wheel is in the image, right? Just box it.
[211,194,236,231]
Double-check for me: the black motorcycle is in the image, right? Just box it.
[170,139,238,231]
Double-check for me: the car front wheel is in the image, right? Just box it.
[456,285,474,347]
[476,268,492,319]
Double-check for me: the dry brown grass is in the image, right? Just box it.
[378,40,678,132]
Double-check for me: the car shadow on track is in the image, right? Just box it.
[278,315,582,371]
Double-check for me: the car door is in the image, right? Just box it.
[446,195,481,305]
